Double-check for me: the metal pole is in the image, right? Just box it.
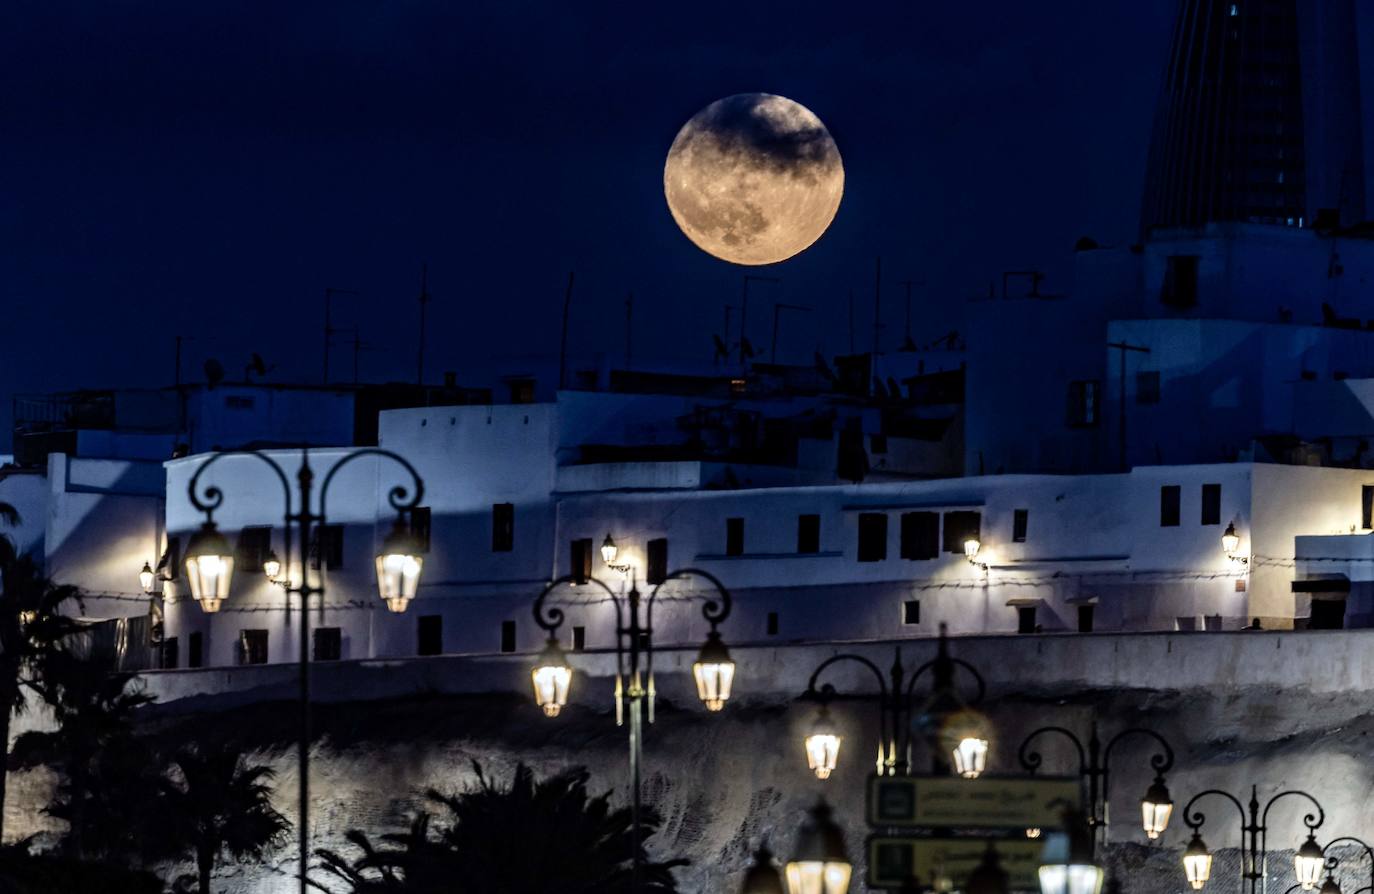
[296,455,314,894]
[558,272,575,390]
[627,582,644,892]
[417,264,429,387]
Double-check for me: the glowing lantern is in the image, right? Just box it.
[184,521,234,613]
[531,637,573,718]
[1295,835,1326,891]
[785,801,851,894]
[139,562,156,594]
[1038,810,1104,894]
[953,735,990,779]
[1222,522,1240,555]
[262,550,282,583]
[1141,776,1174,840]
[693,630,735,711]
[1183,832,1213,890]
[804,706,842,780]
[375,517,424,613]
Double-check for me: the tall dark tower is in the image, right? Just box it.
[1141,0,1371,234]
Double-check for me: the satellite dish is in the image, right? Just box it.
[204,358,225,389]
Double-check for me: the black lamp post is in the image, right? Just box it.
[1181,785,1328,894]
[1017,722,1176,852]
[798,623,988,780]
[530,566,735,892]
[185,448,425,894]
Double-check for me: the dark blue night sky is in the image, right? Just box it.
[1,1,1174,430]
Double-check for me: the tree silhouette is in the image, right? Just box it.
[162,741,291,894]
[0,509,85,841]
[313,762,684,894]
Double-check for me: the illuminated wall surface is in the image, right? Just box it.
[7,632,1372,893]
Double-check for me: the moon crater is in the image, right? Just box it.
[664,93,844,266]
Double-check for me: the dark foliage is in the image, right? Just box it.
[313,762,684,894]
[0,839,164,894]
[161,741,291,894]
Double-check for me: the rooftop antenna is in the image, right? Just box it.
[416,264,430,386]
[770,303,812,364]
[847,290,855,354]
[872,256,883,355]
[323,287,359,384]
[898,279,924,352]
[740,275,781,366]
[625,292,634,371]
[558,272,575,390]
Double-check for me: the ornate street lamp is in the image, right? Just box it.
[531,566,735,891]
[139,561,157,594]
[1038,807,1105,894]
[693,630,735,711]
[375,515,424,613]
[1222,522,1241,555]
[599,533,633,574]
[804,705,842,780]
[741,845,786,894]
[185,447,424,894]
[964,537,982,561]
[785,800,851,894]
[183,520,234,613]
[531,636,572,718]
[1181,785,1326,894]
[1018,722,1175,852]
[1184,831,1213,890]
[799,623,987,779]
[262,550,283,583]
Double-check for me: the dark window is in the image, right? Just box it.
[646,538,668,585]
[1201,484,1222,525]
[188,631,203,668]
[161,636,178,670]
[1137,371,1161,405]
[726,518,745,556]
[870,434,888,454]
[236,526,272,570]
[1364,485,1373,529]
[1310,599,1346,630]
[311,525,343,570]
[225,395,255,409]
[500,620,516,653]
[1162,255,1200,309]
[766,612,779,636]
[857,513,888,562]
[899,512,939,560]
[903,599,920,625]
[492,503,514,552]
[797,514,821,554]
[314,627,342,661]
[636,631,650,651]
[572,626,586,651]
[1016,606,1037,634]
[570,538,592,584]
[418,615,443,656]
[942,511,982,554]
[1012,509,1029,543]
[1066,380,1100,427]
[1160,486,1181,527]
[410,507,432,553]
[1078,604,1095,633]
[239,629,268,665]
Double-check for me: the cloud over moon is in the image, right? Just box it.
[664,93,844,266]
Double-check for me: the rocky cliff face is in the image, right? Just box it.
[7,634,1374,893]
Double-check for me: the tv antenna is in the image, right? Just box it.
[322,287,360,384]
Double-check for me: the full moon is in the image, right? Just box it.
[664,93,844,266]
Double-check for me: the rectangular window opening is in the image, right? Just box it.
[1077,604,1095,633]
[857,513,888,562]
[572,625,586,651]
[311,525,344,570]
[766,611,779,636]
[797,514,820,554]
[726,517,745,557]
[1201,483,1222,526]
[646,538,668,585]
[1012,509,1029,544]
[500,620,516,653]
[161,636,179,670]
[942,511,982,555]
[1363,485,1373,530]
[570,538,592,584]
[1066,380,1101,427]
[492,503,515,552]
[902,599,920,626]
[418,615,443,656]
[236,526,272,571]
[1160,485,1181,527]
[313,627,342,661]
[239,629,268,666]
[900,512,939,560]
[188,631,203,668]
[1137,371,1161,405]
[410,507,432,553]
[1016,606,1037,635]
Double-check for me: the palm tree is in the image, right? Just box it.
[0,511,84,840]
[162,742,291,894]
[313,762,685,894]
